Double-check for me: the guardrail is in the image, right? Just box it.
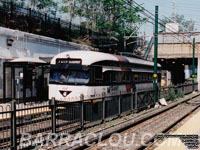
[0,83,198,149]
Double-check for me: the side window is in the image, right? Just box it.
[90,66,102,83]
[122,72,126,82]
[103,71,111,83]
[139,73,143,81]
[124,72,131,82]
[145,73,148,81]
[133,74,139,82]
[24,68,32,88]
[103,71,132,83]
[128,72,132,82]
[111,71,117,82]
[149,73,153,81]
[94,67,102,80]
[116,72,121,82]
[142,73,146,81]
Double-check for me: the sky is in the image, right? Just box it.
[134,0,200,36]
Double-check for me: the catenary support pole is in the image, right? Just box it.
[153,6,159,103]
[192,38,195,91]
[198,55,200,91]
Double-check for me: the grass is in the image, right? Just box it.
[169,88,185,101]
[177,91,184,98]
[169,88,176,101]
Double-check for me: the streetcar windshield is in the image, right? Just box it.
[50,70,89,84]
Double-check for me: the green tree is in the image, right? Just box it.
[94,0,146,51]
[37,0,57,12]
[59,0,146,51]
[27,0,57,16]
[16,0,26,6]
[60,0,77,34]
[161,13,194,32]
[30,0,37,9]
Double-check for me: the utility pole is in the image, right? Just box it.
[173,3,176,23]
[192,38,195,91]
[154,6,158,103]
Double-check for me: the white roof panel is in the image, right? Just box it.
[51,50,160,67]
[10,57,46,63]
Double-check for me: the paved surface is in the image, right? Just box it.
[155,109,200,150]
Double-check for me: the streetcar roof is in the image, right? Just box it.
[51,50,161,67]
[10,57,46,63]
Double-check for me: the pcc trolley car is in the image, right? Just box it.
[49,51,161,102]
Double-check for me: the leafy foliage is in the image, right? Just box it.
[169,89,184,101]
[3,0,146,52]
[36,0,57,10]
[60,0,146,52]
[177,91,184,98]
[169,88,176,101]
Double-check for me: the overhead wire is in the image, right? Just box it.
[121,0,197,50]
[159,12,194,42]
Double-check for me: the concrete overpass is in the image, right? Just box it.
[150,32,200,89]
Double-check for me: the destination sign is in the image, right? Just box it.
[56,59,82,64]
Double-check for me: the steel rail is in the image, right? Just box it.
[56,92,200,150]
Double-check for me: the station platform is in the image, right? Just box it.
[155,109,200,150]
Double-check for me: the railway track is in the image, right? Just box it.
[0,92,199,150]
[86,96,200,150]
[53,92,200,150]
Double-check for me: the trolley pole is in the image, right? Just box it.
[192,38,195,91]
[153,6,159,103]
